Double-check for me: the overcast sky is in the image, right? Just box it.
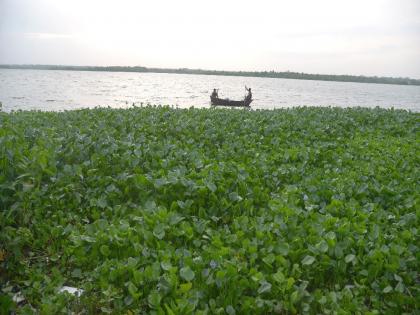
[1,0,419,78]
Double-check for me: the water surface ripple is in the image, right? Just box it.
[1,69,419,111]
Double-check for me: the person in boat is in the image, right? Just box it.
[245,86,252,101]
[211,88,219,99]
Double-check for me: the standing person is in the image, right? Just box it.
[245,86,252,100]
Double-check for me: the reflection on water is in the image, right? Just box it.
[0,69,419,112]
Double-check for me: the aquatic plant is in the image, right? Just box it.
[0,106,418,314]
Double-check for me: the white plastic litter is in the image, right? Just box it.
[12,292,25,304]
[58,286,84,296]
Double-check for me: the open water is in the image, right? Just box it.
[1,69,419,112]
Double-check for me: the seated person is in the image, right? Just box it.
[211,88,219,98]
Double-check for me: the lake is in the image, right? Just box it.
[1,69,419,112]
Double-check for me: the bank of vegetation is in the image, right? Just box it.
[1,64,419,86]
[0,106,418,314]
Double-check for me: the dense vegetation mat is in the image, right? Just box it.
[0,106,419,314]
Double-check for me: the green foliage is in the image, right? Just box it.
[0,106,419,314]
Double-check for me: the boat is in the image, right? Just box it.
[210,96,252,107]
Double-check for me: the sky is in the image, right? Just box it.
[1,0,419,78]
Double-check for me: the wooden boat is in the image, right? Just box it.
[210,96,252,107]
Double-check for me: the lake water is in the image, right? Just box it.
[1,69,419,112]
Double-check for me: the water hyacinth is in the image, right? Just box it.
[0,105,418,314]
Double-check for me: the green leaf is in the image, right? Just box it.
[153,224,166,240]
[344,254,356,263]
[100,245,111,257]
[273,271,285,283]
[316,240,329,253]
[258,281,272,294]
[179,282,192,293]
[383,285,393,293]
[206,181,217,193]
[180,266,195,281]
[325,231,336,240]
[287,277,295,289]
[0,294,16,313]
[276,243,289,256]
[291,290,299,303]
[133,270,142,284]
[165,304,176,315]
[147,290,162,308]
[71,268,82,278]
[169,213,184,225]
[161,261,172,271]
[80,235,96,243]
[301,255,315,265]
[393,274,402,282]
[128,282,138,298]
[97,197,107,208]
[226,305,236,315]
[124,295,133,306]
[229,192,242,202]
[395,281,404,293]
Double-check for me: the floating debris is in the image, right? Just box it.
[58,286,84,297]
[12,292,25,304]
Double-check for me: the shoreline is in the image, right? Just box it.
[1,64,420,87]
[1,103,419,114]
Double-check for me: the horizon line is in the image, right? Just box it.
[1,64,419,85]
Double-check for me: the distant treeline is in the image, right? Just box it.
[1,64,419,86]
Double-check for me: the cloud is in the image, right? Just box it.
[0,0,419,77]
[24,33,74,40]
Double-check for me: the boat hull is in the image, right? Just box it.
[210,96,252,107]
